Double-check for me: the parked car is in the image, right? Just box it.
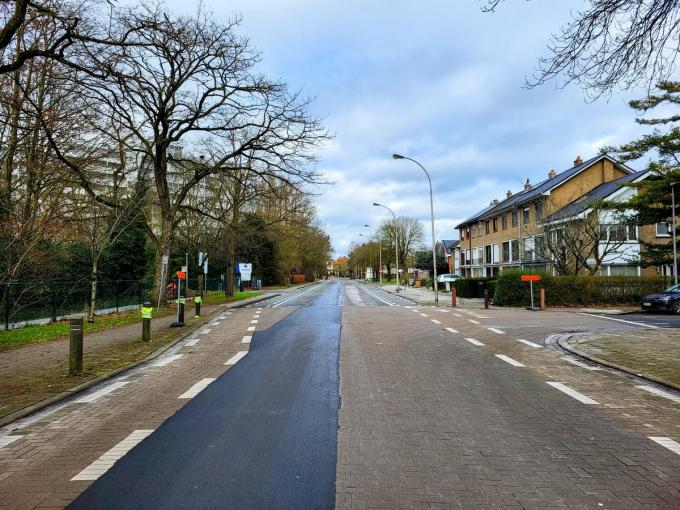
[436,273,462,283]
[641,284,680,313]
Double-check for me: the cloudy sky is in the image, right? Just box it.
[168,0,651,256]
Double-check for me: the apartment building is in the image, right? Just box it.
[455,154,653,277]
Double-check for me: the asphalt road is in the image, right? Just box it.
[586,310,680,328]
[69,281,343,509]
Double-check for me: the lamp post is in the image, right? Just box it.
[364,224,374,282]
[672,182,678,285]
[358,232,372,280]
[392,154,439,303]
[373,202,400,290]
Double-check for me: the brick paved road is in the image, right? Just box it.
[1,279,680,509]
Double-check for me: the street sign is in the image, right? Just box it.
[176,271,187,280]
[237,263,252,282]
[198,252,208,274]
[521,275,541,282]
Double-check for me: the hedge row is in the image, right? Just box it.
[453,277,497,298]
[492,269,672,307]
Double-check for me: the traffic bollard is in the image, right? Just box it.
[69,318,83,375]
[194,295,202,318]
[540,288,546,310]
[451,287,457,307]
[178,296,185,326]
[484,289,489,309]
[141,301,153,341]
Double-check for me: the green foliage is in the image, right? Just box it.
[415,251,448,274]
[493,269,671,307]
[454,277,496,298]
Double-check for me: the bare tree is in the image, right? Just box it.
[484,0,680,97]
[378,216,423,283]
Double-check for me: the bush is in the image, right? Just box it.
[454,277,496,298]
[493,269,672,307]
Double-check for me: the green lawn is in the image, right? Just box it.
[203,291,262,304]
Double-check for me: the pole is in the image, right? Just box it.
[69,318,83,375]
[672,183,678,286]
[530,280,534,309]
[379,238,383,286]
[451,286,457,307]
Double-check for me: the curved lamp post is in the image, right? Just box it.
[373,202,400,290]
[392,153,438,303]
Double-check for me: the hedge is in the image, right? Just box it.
[454,277,496,298]
[492,269,672,307]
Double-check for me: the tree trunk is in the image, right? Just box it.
[151,219,173,304]
[88,260,97,323]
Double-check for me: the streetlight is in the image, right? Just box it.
[373,202,400,290]
[358,232,372,280]
[392,153,439,303]
[671,182,679,285]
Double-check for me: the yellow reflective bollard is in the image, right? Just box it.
[194,295,203,318]
[141,301,153,342]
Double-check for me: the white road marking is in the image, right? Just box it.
[212,320,222,325]
[412,309,420,313]
[445,327,459,334]
[649,437,680,455]
[495,354,525,367]
[151,354,183,368]
[250,320,258,324]
[636,385,680,404]
[185,338,200,347]
[476,316,491,319]
[272,285,319,308]
[199,328,212,335]
[453,313,462,317]
[420,313,429,317]
[247,326,256,332]
[435,309,449,313]
[242,335,252,344]
[75,382,130,403]
[467,319,480,324]
[464,338,484,346]
[547,382,598,404]
[178,378,216,399]
[487,327,505,334]
[431,319,441,324]
[517,339,542,348]
[71,430,153,481]
[561,356,602,371]
[257,307,263,310]
[359,286,395,306]
[579,313,659,329]
[0,435,23,448]
[225,351,248,365]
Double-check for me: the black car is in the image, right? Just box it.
[641,284,680,313]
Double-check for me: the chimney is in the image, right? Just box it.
[506,190,513,198]
[524,179,532,192]
[548,168,557,179]
[490,198,499,206]
[574,155,583,166]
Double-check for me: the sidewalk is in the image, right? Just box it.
[0,293,277,423]
[377,283,490,309]
[562,329,680,390]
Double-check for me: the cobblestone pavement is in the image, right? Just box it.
[337,292,680,509]
[565,329,680,389]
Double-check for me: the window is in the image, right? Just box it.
[522,207,530,224]
[534,235,545,260]
[656,222,671,237]
[511,240,520,261]
[502,242,510,263]
[485,245,492,263]
[628,225,638,240]
[485,221,490,235]
[523,238,535,262]
[502,214,508,230]
[492,218,498,232]
[535,201,543,221]
[600,265,639,276]
[608,224,628,242]
[511,210,518,227]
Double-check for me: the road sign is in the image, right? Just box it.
[176,271,187,280]
[237,263,252,282]
[521,275,541,282]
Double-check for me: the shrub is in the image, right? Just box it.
[493,269,671,307]
[454,277,496,298]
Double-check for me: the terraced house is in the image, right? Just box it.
[455,154,670,278]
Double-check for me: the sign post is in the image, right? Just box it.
[171,271,187,327]
[237,263,252,291]
[521,275,541,311]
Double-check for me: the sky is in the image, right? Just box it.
[168,0,653,256]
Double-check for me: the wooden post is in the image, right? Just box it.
[484,289,489,309]
[540,288,546,310]
[69,318,83,375]
[451,287,457,307]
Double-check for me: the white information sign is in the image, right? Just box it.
[238,263,252,282]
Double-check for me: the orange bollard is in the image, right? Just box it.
[540,288,546,309]
[451,287,457,307]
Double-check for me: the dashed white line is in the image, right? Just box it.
[464,338,484,346]
[178,378,216,399]
[467,319,480,324]
[0,435,23,448]
[495,354,525,367]
[579,313,659,329]
[250,320,258,324]
[151,354,183,368]
[445,327,458,334]
[561,356,602,371]
[246,326,256,332]
[649,436,680,455]
[420,313,429,318]
[453,313,462,317]
[272,285,319,308]
[517,339,542,348]
[546,382,598,404]
[242,335,252,344]
[636,385,680,404]
[75,381,130,403]
[199,328,212,335]
[359,286,395,306]
[225,351,248,365]
[431,319,441,324]
[185,338,200,347]
[487,327,505,334]
[71,430,153,481]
